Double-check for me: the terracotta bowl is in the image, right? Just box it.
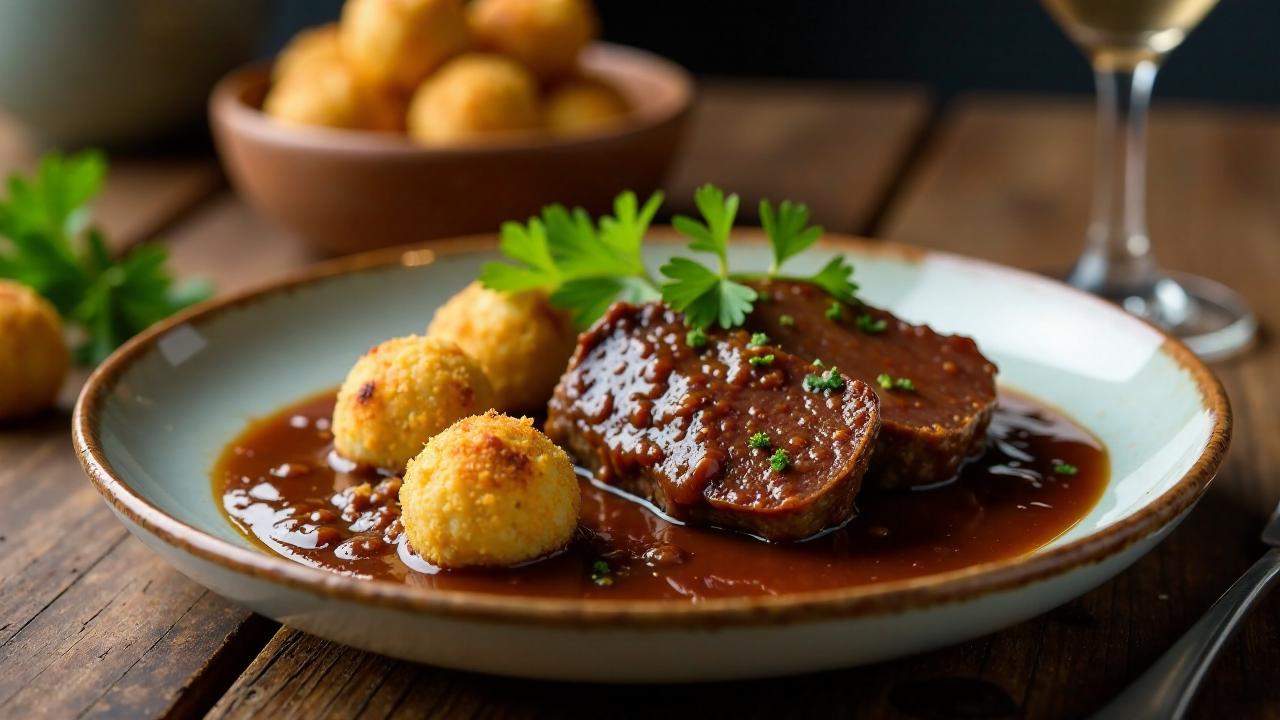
[209,43,693,255]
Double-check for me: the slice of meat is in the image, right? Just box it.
[546,302,881,542]
[747,280,998,489]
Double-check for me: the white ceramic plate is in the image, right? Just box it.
[74,232,1229,682]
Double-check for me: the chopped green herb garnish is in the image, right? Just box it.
[804,367,845,393]
[1053,462,1079,476]
[748,353,775,367]
[591,559,614,586]
[769,448,791,472]
[483,184,858,331]
[877,373,915,392]
[0,151,213,364]
[686,327,708,348]
[748,332,769,347]
[757,291,772,302]
[779,314,795,327]
[825,301,843,321]
[856,313,887,334]
[813,358,825,368]
[748,432,771,450]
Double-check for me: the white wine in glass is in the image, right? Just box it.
[1040,0,1256,359]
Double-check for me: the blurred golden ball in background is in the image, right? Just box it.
[262,0,633,145]
[272,23,343,83]
[406,54,540,144]
[543,76,630,133]
[340,0,471,93]
[427,282,577,413]
[400,411,580,568]
[264,63,405,132]
[0,280,69,420]
[469,0,598,82]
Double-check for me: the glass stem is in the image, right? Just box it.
[1069,59,1161,294]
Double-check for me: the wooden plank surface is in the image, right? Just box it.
[664,82,930,233]
[882,95,1280,719]
[204,96,1280,720]
[0,117,223,251]
[0,120,276,720]
[1,84,932,720]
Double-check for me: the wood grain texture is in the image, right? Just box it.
[205,95,1280,720]
[6,85,928,720]
[0,117,223,251]
[0,127,271,719]
[883,94,1280,719]
[664,82,931,233]
[0,409,276,720]
[14,89,1280,720]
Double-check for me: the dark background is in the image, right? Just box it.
[268,0,1280,105]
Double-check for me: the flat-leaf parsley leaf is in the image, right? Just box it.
[482,184,860,332]
[0,151,212,364]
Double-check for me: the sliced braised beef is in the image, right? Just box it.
[546,302,881,541]
[747,279,998,488]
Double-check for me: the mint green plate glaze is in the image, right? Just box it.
[74,232,1229,682]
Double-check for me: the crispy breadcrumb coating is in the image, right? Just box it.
[400,410,580,568]
[427,282,576,413]
[332,335,494,470]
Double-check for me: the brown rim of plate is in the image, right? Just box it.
[210,42,695,154]
[72,231,1232,629]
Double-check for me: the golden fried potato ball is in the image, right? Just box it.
[426,282,577,414]
[0,281,68,420]
[401,411,580,568]
[469,0,598,81]
[264,63,405,132]
[406,54,541,145]
[544,76,630,133]
[272,23,343,83]
[332,335,495,470]
[340,0,471,93]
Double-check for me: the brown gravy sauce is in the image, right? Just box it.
[215,390,1107,600]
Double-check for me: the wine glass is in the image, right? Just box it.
[1040,0,1256,360]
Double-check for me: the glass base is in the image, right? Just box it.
[1067,270,1257,362]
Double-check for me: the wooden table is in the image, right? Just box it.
[2,83,1278,719]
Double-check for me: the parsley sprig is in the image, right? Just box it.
[0,151,212,364]
[480,184,859,330]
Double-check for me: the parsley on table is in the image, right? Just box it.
[481,184,860,333]
[748,353,775,367]
[748,432,771,450]
[856,313,887,334]
[1053,462,1079,476]
[0,151,212,364]
[804,367,845,393]
[769,448,791,472]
